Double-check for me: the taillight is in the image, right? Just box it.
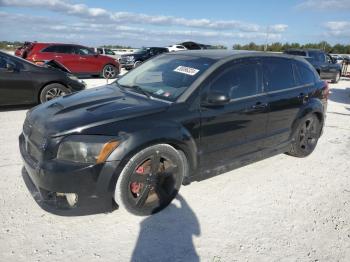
[322,80,329,100]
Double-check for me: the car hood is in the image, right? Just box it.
[44,60,71,73]
[26,85,169,137]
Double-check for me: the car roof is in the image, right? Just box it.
[164,50,308,62]
[285,48,323,52]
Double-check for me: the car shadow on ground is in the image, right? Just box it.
[131,195,200,262]
[329,87,350,104]
[0,104,34,112]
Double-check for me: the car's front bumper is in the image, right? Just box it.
[19,133,120,215]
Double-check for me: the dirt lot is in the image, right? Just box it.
[0,78,350,262]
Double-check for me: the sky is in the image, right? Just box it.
[0,0,350,48]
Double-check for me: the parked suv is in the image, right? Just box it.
[15,42,120,79]
[284,49,342,83]
[20,51,328,216]
[120,47,168,70]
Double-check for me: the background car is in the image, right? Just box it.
[15,42,120,79]
[167,44,187,52]
[284,48,342,83]
[93,47,120,61]
[0,51,85,106]
[120,47,169,70]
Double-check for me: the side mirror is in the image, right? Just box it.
[202,92,230,107]
[6,63,15,72]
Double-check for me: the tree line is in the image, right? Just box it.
[233,41,350,54]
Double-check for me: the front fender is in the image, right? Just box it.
[108,121,198,174]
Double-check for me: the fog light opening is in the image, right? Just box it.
[57,192,78,208]
[65,193,78,208]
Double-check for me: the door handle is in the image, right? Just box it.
[298,93,309,100]
[251,102,268,110]
[54,55,62,58]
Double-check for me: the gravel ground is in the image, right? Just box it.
[0,78,349,262]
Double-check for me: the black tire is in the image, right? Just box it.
[332,71,341,83]
[133,61,142,68]
[287,114,321,158]
[114,144,186,216]
[39,83,70,103]
[102,64,118,79]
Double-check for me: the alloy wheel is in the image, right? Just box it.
[103,65,116,79]
[45,88,66,101]
[298,117,318,153]
[127,151,179,209]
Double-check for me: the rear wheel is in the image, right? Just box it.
[39,83,70,103]
[134,61,142,68]
[287,114,321,158]
[115,144,186,216]
[332,71,341,83]
[102,64,118,79]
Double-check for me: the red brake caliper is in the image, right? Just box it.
[130,166,145,194]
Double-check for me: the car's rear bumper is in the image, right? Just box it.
[19,134,120,215]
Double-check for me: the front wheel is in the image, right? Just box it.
[114,144,186,216]
[102,64,118,79]
[287,114,321,158]
[40,83,70,103]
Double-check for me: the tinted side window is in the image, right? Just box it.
[55,45,75,54]
[285,50,306,56]
[295,62,315,85]
[308,51,325,63]
[42,45,58,53]
[263,58,296,92]
[76,46,95,55]
[210,62,260,99]
[0,55,7,68]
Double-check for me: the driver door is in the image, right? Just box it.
[199,59,269,171]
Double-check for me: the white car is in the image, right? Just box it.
[94,48,120,60]
[167,45,187,52]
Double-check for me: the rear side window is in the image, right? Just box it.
[210,62,260,99]
[42,45,58,53]
[308,51,325,63]
[285,50,307,56]
[294,62,315,85]
[262,58,296,92]
[56,45,76,54]
[0,55,7,68]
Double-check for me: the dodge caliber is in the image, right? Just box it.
[19,51,328,216]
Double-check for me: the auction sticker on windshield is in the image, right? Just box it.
[174,66,200,76]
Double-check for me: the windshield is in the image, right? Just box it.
[133,48,148,54]
[117,54,215,101]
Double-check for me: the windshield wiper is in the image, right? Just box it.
[120,84,152,99]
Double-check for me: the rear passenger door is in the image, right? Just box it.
[199,58,269,170]
[262,57,308,149]
[53,45,81,73]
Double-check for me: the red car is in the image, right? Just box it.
[15,42,120,79]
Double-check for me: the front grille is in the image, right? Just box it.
[23,119,46,163]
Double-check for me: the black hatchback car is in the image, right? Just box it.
[0,51,85,106]
[20,51,328,216]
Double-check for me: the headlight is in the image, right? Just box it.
[127,56,135,61]
[67,74,79,82]
[57,140,119,164]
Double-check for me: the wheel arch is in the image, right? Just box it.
[290,100,325,138]
[102,124,198,193]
